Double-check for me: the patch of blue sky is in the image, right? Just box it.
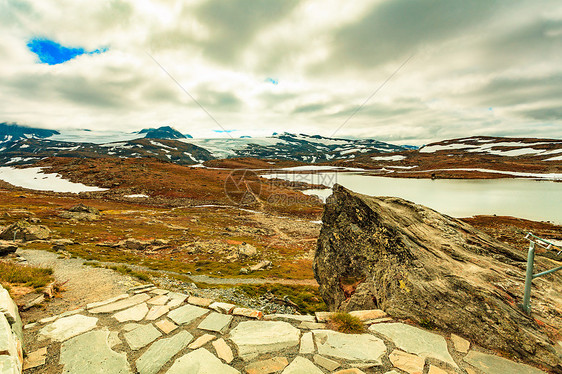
[265,77,278,85]
[27,38,107,65]
[213,129,237,133]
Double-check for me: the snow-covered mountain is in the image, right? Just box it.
[0,123,59,150]
[0,125,409,165]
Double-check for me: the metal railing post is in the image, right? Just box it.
[521,241,535,314]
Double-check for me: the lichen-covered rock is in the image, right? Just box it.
[0,220,50,241]
[314,184,561,372]
[59,204,100,221]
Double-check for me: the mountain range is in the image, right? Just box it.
[0,123,409,165]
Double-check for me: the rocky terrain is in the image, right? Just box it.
[315,185,562,372]
[343,136,562,179]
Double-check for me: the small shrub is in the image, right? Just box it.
[0,261,54,292]
[328,312,364,334]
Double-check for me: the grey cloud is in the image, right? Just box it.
[194,0,300,62]
[292,103,327,114]
[193,86,242,110]
[317,0,509,71]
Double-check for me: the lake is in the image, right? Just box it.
[266,171,562,224]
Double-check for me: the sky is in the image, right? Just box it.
[1,0,561,145]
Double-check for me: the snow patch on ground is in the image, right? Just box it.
[124,194,149,198]
[0,167,107,193]
[371,155,406,161]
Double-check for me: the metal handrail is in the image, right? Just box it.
[520,232,562,314]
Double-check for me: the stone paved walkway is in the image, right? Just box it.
[19,284,547,374]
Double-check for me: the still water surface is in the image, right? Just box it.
[273,172,562,224]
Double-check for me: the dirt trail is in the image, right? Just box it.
[17,249,139,319]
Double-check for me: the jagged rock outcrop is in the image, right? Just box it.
[314,184,562,372]
[0,241,18,256]
[0,221,50,241]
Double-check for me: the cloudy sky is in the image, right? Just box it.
[1,0,561,144]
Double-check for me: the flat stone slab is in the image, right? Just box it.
[188,296,212,308]
[282,356,324,374]
[39,314,98,342]
[264,314,316,323]
[246,357,289,374]
[348,309,387,321]
[167,304,209,325]
[89,293,150,314]
[370,323,456,366]
[23,347,47,370]
[313,354,340,371]
[113,303,148,322]
[464,351,546,374]
[60,330,131,374]
[198,312,233,333]
[229,321,301,360]
[146,305,170,321]
[155,319,177,334]
[213,338,234,363]
[0,355,19,374]
[451,334,470,354]
[313,330,386,364]
[232,307,263,319]
[389,349,425,374]
[167,292,188,308]
[299,331,315,354]
[147,295,168,305]
[124,324,162,350]
[209,301,236,314]
[166,348,240,374]
[136,330,193,374]
[86,294,129,310]
[189,334,216,349]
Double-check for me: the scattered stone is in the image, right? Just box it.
[168,304,209,325]
[124,324,162,350]
[59,330,131,374]
[89,293,150,314]
[299,331,315,354]
[0,241,18,256]
[249,260,272,272]
[145,305,170,321]
[39,315,58,324]
[188,296,213,308]
[39,315,98,342]
[198,312,233,333]
[0,220,50,241]
[113,303,149,322]
[147,295,168,305]
[212,338,234,363]
[22,294,45,310]
[428,366,450,374]
[314,311,332,323]
[209,301,236,314]
[464,351,546,374]
[155,319,177,334]
[60,204,100,221]
[282,356,323,374]
[264,314,316,323]
[188,334,216,349]
[450,334,470,354]
[348,309,387,321]
[167,292,189,308]
[135,330,193,374]
[86,294,129,310]
[246,357,289,374]
[313,330,386,364]
[313,354,340,371]
[365,317,393,325]
[166,348,240,374]
[389,350,425,374]
[232,307,263,319]
[299,321,326,330]
[238,243,257,259]
[369,323,456,367]
[23,347,47,370]
[24,322,38,330]
[229,321,301,360]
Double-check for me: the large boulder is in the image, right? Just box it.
[0,220,50,241]
[0,241,18,256]
[314,185,562,372]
